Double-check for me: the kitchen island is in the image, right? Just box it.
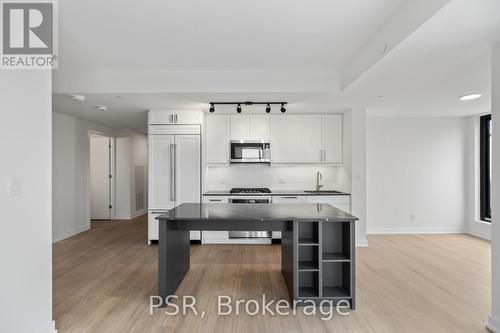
[157,203,358,308]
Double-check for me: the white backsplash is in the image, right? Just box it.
[205,164,351,193]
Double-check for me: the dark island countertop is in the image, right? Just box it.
[157,203,358,223]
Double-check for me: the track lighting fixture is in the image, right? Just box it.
[207,101,287,114]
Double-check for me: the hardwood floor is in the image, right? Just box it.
[53,215,492,332]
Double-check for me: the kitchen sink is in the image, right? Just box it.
[304,190,344,194]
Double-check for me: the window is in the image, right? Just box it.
[480,114,492,222]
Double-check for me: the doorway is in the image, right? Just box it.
[89,134,114,220]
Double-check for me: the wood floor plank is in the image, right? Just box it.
[53,215,491,333]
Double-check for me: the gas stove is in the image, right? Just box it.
[229,187,271,194]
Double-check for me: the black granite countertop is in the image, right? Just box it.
[157,203,357,222]
[203,190,350,196]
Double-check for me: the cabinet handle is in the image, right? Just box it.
[323,149,327,162]
[174,114,178,123]
[282,197,298,199]
[209,199,222,202]
[170,143,175,200]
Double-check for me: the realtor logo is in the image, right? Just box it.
[1,0,58,69]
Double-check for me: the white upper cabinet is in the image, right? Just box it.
[205,113,343,164]
[149,110,203,125]
[205,115,230,164]
[230,114,270,140]
[270,115,302,163]
[249,115,270,140]
[230,115,250,140]
[301,115,323,162]
[322,114,343,164]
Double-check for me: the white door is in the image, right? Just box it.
[270,115,302,163]
[322,114,343,164]
[230,115,250,140]
[90,136,112,219]
[149,135,175,209]
[302,115,323,162]
[249,115,270,140]
[175,135,201,240]
[205,115,230,163]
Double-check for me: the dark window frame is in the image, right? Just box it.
[480,114,492,222]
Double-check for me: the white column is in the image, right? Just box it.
[350,109,368,246]
[489,43,500,333]
[0,71,54,332]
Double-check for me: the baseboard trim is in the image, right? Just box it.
[367,226,466,235]
[131,210,147,219]
[487,315,500,333]
[37,320,57,333]
[53,225,90,243]
[356,239,368,247]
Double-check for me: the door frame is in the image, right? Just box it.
[88,131,116,222]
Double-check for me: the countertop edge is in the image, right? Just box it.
[203,191,351,196]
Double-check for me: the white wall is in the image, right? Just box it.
[115,129,148,219]
[52,112,115,242]
[349,109,368,246]
[0,72,54,332]
[488,42,500,333]
[367,117,468,234]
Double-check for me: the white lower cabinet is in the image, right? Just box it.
[305,195,351,213]
[202,196,230,243]
[271,196,308,239]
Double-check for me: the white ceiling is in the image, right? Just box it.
[53,0,500,130]
[58,0,404,70]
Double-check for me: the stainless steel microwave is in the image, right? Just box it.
[230,140,271,163]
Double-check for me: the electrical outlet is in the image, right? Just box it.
[279,177,286,184]
[9,177,22,196]
[409,213,416,224]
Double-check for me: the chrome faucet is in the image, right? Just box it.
[316,171,324,191]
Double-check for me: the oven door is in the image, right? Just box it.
[228,196,271,238]
[230,141,270,163]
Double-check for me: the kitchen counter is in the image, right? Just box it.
[159,202,357,222]
[157,203,358,308]
[203,190,350,196]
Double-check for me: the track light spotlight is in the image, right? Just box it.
[280,104,286,113]
[209,103,215,113]
[266,104,271,113]
[236,104,242,113]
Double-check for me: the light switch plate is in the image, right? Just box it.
[9,177,22,196]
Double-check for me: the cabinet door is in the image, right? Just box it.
[272,196,307,203]
[250,115,270,140]
[149,135,175,209]
[230,115,250,140]
[149,110,203,125]
[205,115,230,163]
[301,115,323,162]
[305,195,351,213]
[322,114,343,163]
[175,135,201,241]
[270,115,302,163]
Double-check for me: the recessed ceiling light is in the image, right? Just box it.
[69,94,86,102]
[96,105,109,111]
[459,93,482,101]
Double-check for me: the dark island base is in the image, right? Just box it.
[158,218,355,309]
